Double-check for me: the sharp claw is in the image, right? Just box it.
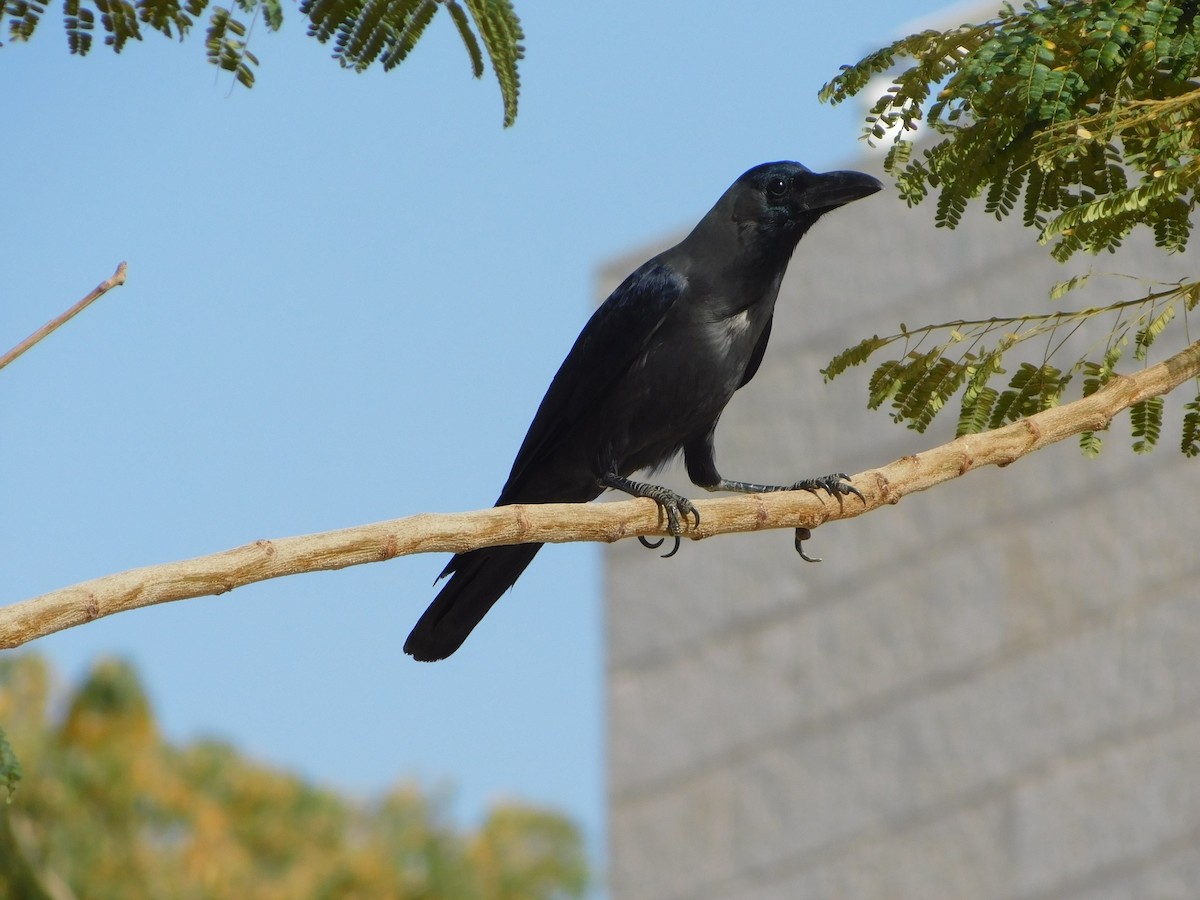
[650,493,695,559]
[830,473,865,504]
[793,473,863,505]
[602,474,697,558]
[794,527,822,563]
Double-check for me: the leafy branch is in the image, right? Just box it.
[3,0,524,123]
[821,0,1200,260]
[820,0,1200,456]
[824,277,1200,455]
[5,334,1198,650]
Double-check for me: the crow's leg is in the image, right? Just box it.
[683,430,861,562]
[599,473,699,559]
[683,428,862,502]
[701,475,861,563]
[707,473,863,503]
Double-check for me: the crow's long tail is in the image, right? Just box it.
[404,542,544,661]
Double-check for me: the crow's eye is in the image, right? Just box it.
[765,176,788,199]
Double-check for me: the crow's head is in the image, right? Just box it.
[727,161,882,244]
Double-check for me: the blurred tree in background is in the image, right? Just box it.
[0,655,588,899]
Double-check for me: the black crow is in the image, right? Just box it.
[405,161,882,661]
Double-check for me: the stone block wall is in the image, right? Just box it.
[604,159,1200,900]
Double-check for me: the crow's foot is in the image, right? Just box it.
[788,474,862,562]
[790,472,864,504]
[708,473,862,562]
[601,473,699,559]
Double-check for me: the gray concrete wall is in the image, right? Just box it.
[603,158,1200,899]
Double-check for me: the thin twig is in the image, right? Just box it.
[2,337,1198,650]
[0,263,128,371]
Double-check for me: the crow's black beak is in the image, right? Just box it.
[802,170,883,212]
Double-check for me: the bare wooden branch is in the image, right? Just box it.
[3,338,1198,650]
[0,262,128,371]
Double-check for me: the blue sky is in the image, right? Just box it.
[2,0,963,879]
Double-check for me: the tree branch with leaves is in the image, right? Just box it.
[2,0,525,123]
[819,0,1200,456]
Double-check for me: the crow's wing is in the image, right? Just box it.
[408,261,687,660]
[499,260,686,501]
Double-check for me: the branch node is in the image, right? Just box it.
[1023,417,1043,446]
[381,534,399,560]
[1102,371,1137,397]
[873,471,899,505]
[514,505,532,538]
[753,495,769,528]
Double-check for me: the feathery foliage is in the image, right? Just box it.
[822,277,1200,453]
[1181,392,1200,454]
[820,0,1200,454]
[821,0,1200,260]
[2,0,523,124]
